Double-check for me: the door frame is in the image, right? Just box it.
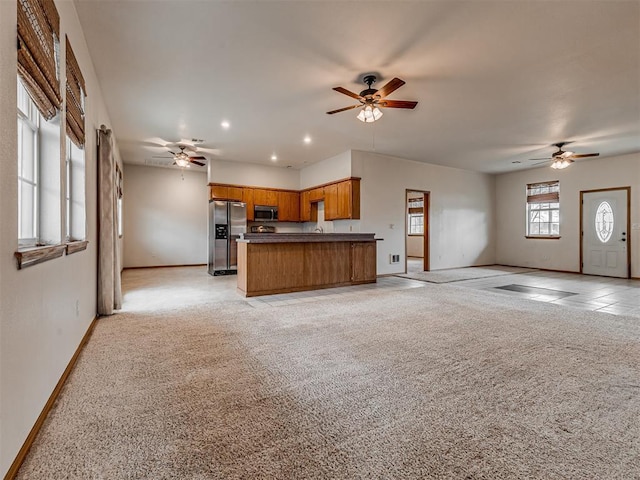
[404,189,430,273]
[579,186,631,278]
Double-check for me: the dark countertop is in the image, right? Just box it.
[237,233,381,243]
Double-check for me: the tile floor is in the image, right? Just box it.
[244,263,639,318]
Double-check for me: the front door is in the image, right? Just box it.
[581,188,629,278]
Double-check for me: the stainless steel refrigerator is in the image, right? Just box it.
[208,200,247,276]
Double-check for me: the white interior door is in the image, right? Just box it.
[582,189,628,278]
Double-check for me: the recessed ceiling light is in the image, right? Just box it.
[221,121,230,129]
[303,135,311,144]
[271,154,277,161]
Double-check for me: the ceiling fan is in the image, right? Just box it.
[153,145,206,168]
[528,142,600,169]
[327,75,418,122]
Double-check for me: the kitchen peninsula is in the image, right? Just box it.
[237,233,378,297]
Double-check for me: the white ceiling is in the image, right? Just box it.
[74,0,640,174]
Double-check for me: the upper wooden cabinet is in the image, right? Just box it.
[278,191,300,222]
[243,188,255,221]
[299,190,311,222]
[324,179,360,220]
[210,185,242,201]
[324,183,339,220]
[209,177,360,222]
[308,187,324,202]
[253,188,278,207]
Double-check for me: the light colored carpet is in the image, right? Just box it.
[398,265,537,283]
[17,283,640,479]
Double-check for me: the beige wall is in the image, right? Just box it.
[496,153,640,277]
[123,165,208,268]
[208,158,299,190]
[352,150,496,274]
[0,1,120,475]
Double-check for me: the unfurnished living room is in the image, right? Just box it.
[1,1,639,479]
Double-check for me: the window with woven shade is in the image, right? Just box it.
[17,0,62,120]
[526,181,560,238]
[65,36,86,148]
[407,196,424,235]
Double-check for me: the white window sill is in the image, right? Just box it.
[525,236,561,240]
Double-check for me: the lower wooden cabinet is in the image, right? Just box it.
[351,242,377,283]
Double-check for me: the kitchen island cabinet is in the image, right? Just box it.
[236,233,378,296]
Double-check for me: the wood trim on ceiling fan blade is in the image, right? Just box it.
[379,100,417,109]
[189,156,206,160]
[326,104,360,115]
[375,77,405,99]
[190,160,206,166]
[571,153,600,158]
[332,86,362,100]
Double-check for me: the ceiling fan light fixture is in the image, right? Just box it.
[550,158,573,169]
[175,157,190,168]
[357,105,383,123]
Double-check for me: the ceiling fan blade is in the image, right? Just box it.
[333,86,362,100]
[188,155,207,160]
[152,155,173,159]
[167,150,177,156]
[326,104,360,115]
[571,153,600,158]
[527,157,552,161]
[532,160,551,166]
[378,100,418,109]
[376,77,405,99]
[189,159,206,167]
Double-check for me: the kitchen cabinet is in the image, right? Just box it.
[210,185,242,201]
[308,187,324,202]
[324,179,360,220]
[243,188,255,221]
[278,191,300,222]
[337,179,360,219]
[351,241,376,283]
[253,188,278,207]
[300,191,311,222]
[324,183,339,220]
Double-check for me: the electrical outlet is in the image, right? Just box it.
[389,254,400,264]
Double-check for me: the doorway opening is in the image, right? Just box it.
[580,187,631,279]
[405,189,430,273]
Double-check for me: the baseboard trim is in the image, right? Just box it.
[123,264,207,270]
[3,316,98,480]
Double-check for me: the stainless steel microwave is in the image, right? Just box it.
[254,205,278,222]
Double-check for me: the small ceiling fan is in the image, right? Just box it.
[327,75,417,122]
[528,142,599,169]
[153,145,206,168]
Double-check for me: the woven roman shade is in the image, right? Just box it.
[66,36,86,148]
[527,181,559,203]
[17,0,62,120]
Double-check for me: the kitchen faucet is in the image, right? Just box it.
[314,226,324,234]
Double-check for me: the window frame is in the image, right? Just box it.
[526,181,561,239]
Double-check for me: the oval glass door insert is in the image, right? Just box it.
[595,201,614,243]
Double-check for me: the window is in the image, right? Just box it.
[116,166,123,237]
[17,79,39,245]
[526,181,560,237]
[407,196,424,235]
[65,136,86,241]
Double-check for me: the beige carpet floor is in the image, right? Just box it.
[17,283,640,479]
[398,265,537,283]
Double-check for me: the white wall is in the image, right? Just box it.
[352,150,496,274]
[208,158,299,190]
[496,153,640,277]
[299,150,352,189]
[0,0,121,476]
[123,165,208,268]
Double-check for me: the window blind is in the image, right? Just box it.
[526,181,559,204]
[17,0,62,120]
[66,36,86,148]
